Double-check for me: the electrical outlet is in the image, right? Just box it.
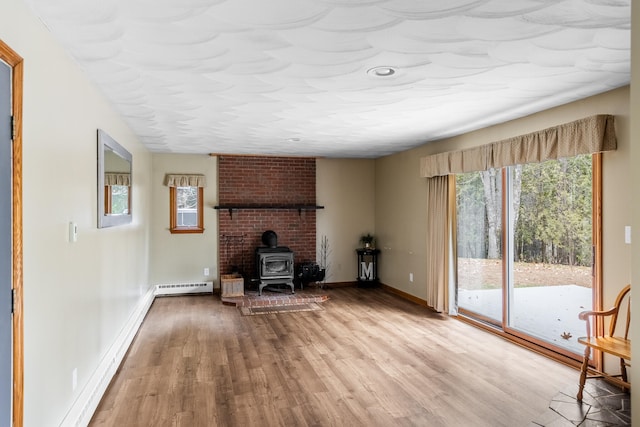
[204,267,210,276]
[409,273,414,282]
[72,368,78,391]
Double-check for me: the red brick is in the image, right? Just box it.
[218,156,318,280]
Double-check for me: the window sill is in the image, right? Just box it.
[169,227,205,234]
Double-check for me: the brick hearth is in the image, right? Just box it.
[221,288,329,307]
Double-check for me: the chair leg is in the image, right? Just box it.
[577,347,590,402]
[620,358,627,383]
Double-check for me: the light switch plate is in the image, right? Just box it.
[625,226,631,244]
[69,222,78,243]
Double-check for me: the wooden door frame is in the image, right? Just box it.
[499,155,603,363]
[0,39,24,427]
[455,155,603,368]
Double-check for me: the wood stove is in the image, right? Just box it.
[255,230,295,295]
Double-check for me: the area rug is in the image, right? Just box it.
[239,303,324,316]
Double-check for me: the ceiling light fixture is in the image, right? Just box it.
[367,66,397,77]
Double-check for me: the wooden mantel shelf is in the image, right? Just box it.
[214,204,324,218]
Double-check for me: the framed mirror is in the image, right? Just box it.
[97,129,132,228]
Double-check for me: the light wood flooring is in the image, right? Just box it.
[89,287,579,426]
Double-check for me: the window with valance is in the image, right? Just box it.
[420,115,615,178]
[104,173,131,186]
[420,114,615,319]
[164,174,207,234]
[163,174,207,188]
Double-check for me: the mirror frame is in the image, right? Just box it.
[97,129,133,228]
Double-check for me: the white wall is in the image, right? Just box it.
[0,0,152,425]
[149,153,218,285]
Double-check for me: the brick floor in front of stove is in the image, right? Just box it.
[221,286,330,307]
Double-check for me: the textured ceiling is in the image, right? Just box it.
[26,0,630,158]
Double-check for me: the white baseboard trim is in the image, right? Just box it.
[60,286,155,427]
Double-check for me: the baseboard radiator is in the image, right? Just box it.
[154,281,214,296]
[60,287,156,427]
[60,282,214,426]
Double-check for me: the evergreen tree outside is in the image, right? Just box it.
[110,185,129,214]
[455,154,593,355]
[515,155,592,267]
[456,154,591,269]
[176,186,198,226]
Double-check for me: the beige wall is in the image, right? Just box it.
[376,87,631,309]
[375,149,430,295]
[629,0,639,422]
[0,0,153,425]
[149,156,372,287]
[150,154,219,285]
[2,0,637,424]
[316,158,376,283]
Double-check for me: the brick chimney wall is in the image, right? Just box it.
[217,156,317,282]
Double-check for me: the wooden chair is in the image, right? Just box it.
[577,284,631,401]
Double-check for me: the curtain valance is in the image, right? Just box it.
[104,173,131,186]
[420,114,616,178]
[164,174,206,187]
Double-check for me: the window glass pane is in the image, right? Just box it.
[176,186,198,227]
[110,185,129,214]
[508,155,592,354]
[456,169,503,323]
[455,155,595,359]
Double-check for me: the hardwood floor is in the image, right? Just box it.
[89,288,578,426]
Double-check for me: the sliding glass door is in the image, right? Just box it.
[456,154,596,357]
[456,169,503,325]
